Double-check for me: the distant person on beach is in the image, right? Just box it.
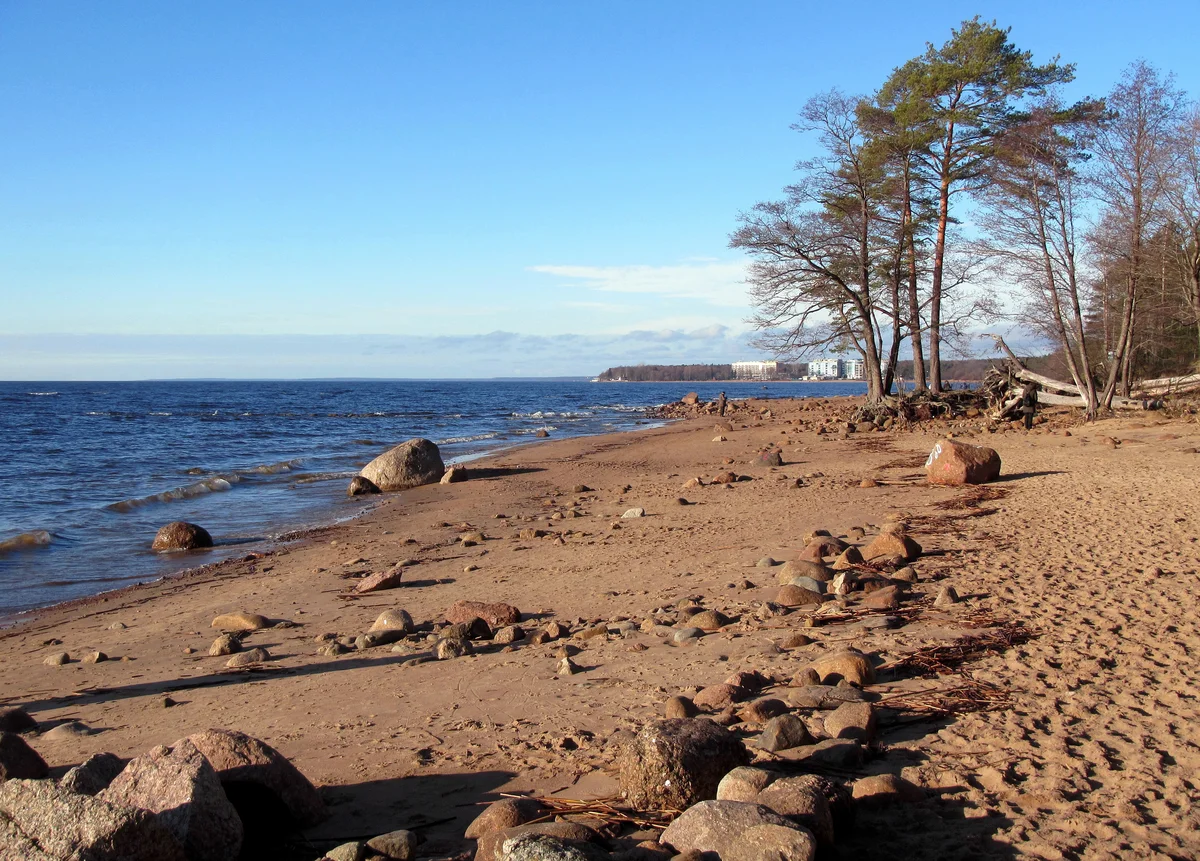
[1020,382,1039,430]
[717,392,727,416]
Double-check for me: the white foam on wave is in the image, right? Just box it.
[437,432,500,445]
[27,392,59,396]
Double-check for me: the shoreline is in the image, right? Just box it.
[2,396,1198,859]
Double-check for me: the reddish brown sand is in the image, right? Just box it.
[2,398,1199,860]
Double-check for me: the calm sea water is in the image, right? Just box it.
[0,379,866,619]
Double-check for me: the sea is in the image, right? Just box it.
[0,379,867,621]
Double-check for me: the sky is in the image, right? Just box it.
[2,1,1198,379]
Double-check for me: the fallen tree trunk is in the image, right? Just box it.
[1036,391,1159,410]
[1130,373,1200,397]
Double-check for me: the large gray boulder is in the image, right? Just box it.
[619,718,749,812]
[659,800,813,861]
[360,439,444,491]
[101,740,242,861]
[0,778,187,861]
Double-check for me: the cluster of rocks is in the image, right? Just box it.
[310,600,533,661]
[0,721,327,861]
[458,714,923,861]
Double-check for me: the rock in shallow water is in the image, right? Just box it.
[152,521,213,551]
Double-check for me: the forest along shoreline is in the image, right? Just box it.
[1,394,1199,860]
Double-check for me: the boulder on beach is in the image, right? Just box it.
[354,567,407,594]
[681,392,700,405]
[152,521,213,552]
[359,439,445,492]
[925,438,1002,486]
[0,707,37,735]
[440,466,468,484]
[619,718,749,812]
[211,611,269,632]
[184,728,326,828]
[61,752,126,796]
[445,600,520,628]
[100,739,243,861]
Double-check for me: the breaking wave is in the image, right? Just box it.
[106,460,304,511]
[0,531,52,555]
[438,432,500,445]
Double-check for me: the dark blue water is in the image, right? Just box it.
[0,379,866,619]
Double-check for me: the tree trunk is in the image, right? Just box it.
[904,189,927,392]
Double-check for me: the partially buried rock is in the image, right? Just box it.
[0,731,49,780]
[852,773,925,806]
[366,829,423,861]
[436,637,472,660]
[359,438,445,492]
[465,797,550,839]
[354,567,407,594]
[658,800,811,861]
[622,508,646,519]
[862,532,922,563]
[776,585,822,608]
[440,466,468,484]
[185,728,326,827]
[619,719,749,812]
[758,715,811,753]
[152,521,213,551]
[776,560,830,583]
[693,684,745,710]
[0,778,187,861]
[689,609,729,631]
[446,600,521,628]
[369,608,415,642]
[347,476,381,496]
[925,438,1002,486]
[211,611,269,632]
[0,707,37,734]
[934,585,960,607]
[209,634,241,657]
[499,833,608,861]
[754,449,783,467]
[726,824,818,861]
[100,739,243,861]
[493,625,524,645]
[61,752,126,796]
[664,696,698,719]
[225,647,271,668]
[739,699,787,724]
[809,650,876,686]
[822,702,876,743]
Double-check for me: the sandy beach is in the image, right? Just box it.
[3,396,1199,860]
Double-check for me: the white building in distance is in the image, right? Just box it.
[732,360,778,380]
[843,359,864,380]
[809,358,842,378]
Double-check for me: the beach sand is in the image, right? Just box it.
[2,397,1199,860]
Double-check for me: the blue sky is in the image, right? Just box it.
[2,1,1198,378]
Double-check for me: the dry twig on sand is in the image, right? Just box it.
[879,623,1034,677]
[501,794,676,831]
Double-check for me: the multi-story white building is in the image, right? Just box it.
[843,359,864,380]
[809,358,842,378]
[732,360,778,380]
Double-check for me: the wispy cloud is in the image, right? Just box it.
[530,261,749,307]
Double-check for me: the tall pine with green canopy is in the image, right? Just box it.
[879,18,1074,391]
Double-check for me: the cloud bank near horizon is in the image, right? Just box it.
[0,327,765,380]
